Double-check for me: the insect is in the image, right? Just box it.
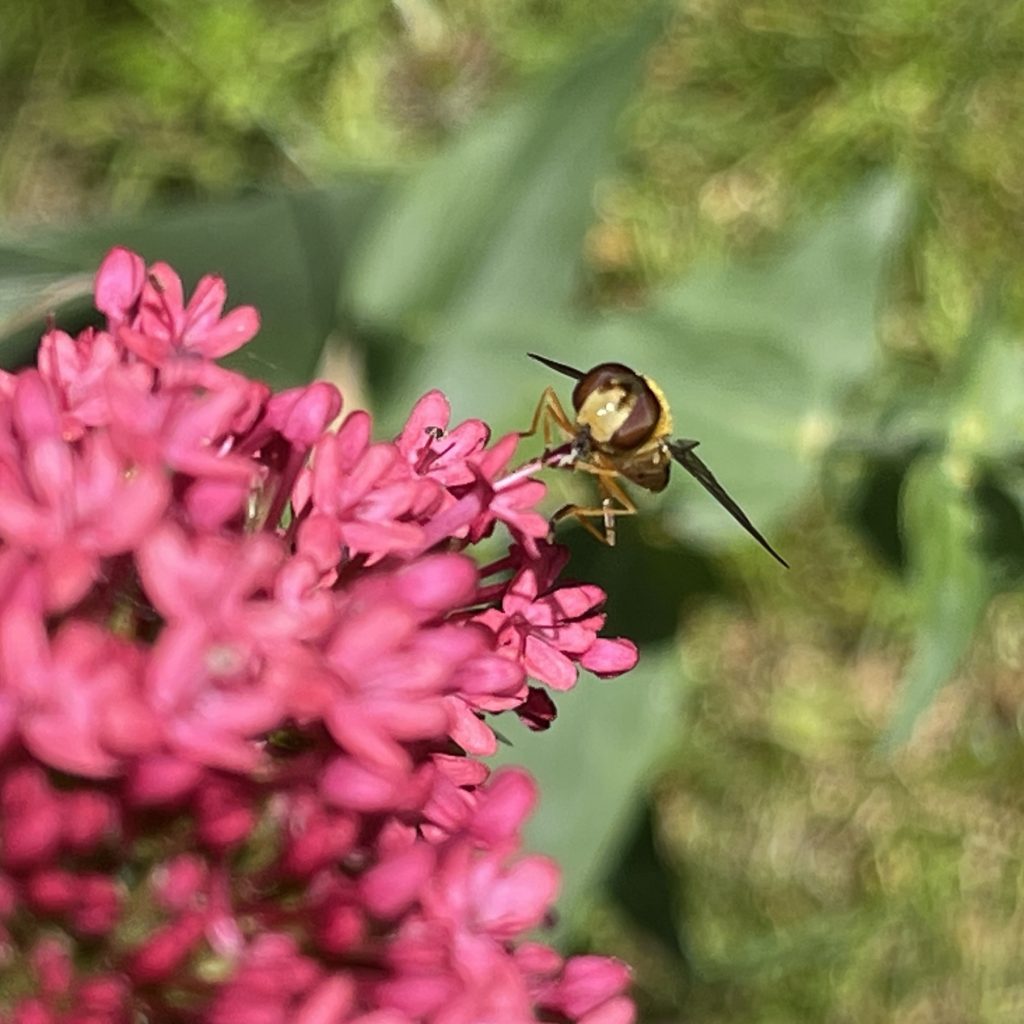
[524,352,788,567]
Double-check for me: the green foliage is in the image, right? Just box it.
[1,184,386,388]
[3,1,1024,1018]
[885,458,991,748]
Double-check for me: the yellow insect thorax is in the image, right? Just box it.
[641,373,673,441]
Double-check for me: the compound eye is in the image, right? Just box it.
[571,364,634,412]
[609,384,660,450]
[572,362,662,450]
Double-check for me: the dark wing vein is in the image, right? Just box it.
[528,352,586,380]
[667,440,789,568]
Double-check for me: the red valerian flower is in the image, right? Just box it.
[0,247,639,1022]
[476,542,638,692]
[111,255,261,363]
[0,371,169,611]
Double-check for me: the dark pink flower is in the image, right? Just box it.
[36,327,130,439]
[0,247,639,1022]
[396,390,490,489]
[204,933,324,1024]
[1,615,158,777]
[137,524,335,770]
[126,911,208,984]
[117,261,259,363]
[0,765,62,872]
[476,543,638,691]
[535,956,635,1024]
[465,432,550,550]
[296,412,445,567]
[0,373,169,610]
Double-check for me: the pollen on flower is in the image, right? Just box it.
[0,247,639,1023]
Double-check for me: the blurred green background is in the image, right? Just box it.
[4,1,1024,1020]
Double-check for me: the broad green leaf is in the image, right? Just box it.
[945,329,1024,463]
[882,457,991,749]
[606,798,687,961]
[0,181,386,387]
[0,273,95,371]
[0,238,99,368]
[348,10,665,336]
[489,643,685,939]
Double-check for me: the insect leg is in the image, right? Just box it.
[520,387,576,448]
[552,503,610,544]
[551,474,637,546]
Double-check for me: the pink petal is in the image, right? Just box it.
[26,436,73,512]
[296,975,356,1024]
[321,757,425,813]
[182,274,227,334]
[268,382,343,446]
[452,654,524,698]
[397,391,451,454]
[333,411,372,470]
[22,714,119,778]
[118,324,172,364]
[432,752,489,787]
[13,371,61,441]
[477,854,560,936]
[552,956,633,1017]
[523,635,578,691]
[359,842,436,918]
[549,583,606,619]
[325,705,414,775]
[339,519,425,556]
[440,418,490,460]
[474,431,519,479]
[445,697,497,756]
[418,488,487,549]
[94,247,145,322]
[470,769,536,845]
[392,554,477,613]
[43,545,97,611]
[502,567,540,614]
[579,995,636,1024]
[126,755,203,806]
[339,443,399,507]
[194,305,260,358]
[138,262,186,347]
[579,638,638,677]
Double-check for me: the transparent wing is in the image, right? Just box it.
[668,439,789,568]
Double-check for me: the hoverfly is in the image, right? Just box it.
[524,352,788,567]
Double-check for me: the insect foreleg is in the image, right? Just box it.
[520,386,577,448]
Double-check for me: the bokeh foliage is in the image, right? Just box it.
[4,1,1024,1020]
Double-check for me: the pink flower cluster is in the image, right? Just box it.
[0,249,638,1023]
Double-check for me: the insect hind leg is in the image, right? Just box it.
[551,474,637,546]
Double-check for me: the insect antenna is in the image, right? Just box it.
[527,352,586,380]
[667,439,789,568]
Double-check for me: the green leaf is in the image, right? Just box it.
[348,10,665,337]
[945,329,1024,463]
[488,643,685,939]
[881,457,992,750]
[0,181,386,386]
[606,798,687,962]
